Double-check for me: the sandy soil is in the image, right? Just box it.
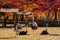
[0,27,60,40]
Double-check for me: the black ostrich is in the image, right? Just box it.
[31,17,38,30]
[41,23,49,35]
[15,23,28,35]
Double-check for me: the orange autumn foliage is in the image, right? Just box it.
[0,0,60,20]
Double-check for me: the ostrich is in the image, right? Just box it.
[30,17,38,34]
[31,17,38,29]
[41,23,49,35]
[15,23,22,35]
[15,23,28,35]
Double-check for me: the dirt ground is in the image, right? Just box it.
[0,27,60,40]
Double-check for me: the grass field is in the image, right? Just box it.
[0,27,60,40]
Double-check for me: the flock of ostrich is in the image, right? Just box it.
[0,10,47,35]
[14,15,48,35]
